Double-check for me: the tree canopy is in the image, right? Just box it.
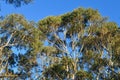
[1,0,33,7]
[0,7,120,80]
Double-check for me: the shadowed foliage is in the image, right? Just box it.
[1,0,33,7]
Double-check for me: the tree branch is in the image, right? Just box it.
[0,74,18,78]
[46,38,72,58]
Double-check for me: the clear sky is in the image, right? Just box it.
[0,0,120,25]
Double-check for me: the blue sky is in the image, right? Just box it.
[0,0,120,25]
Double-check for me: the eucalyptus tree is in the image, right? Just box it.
[0,7,120,80]
[38,8,120,80]
[0,14,44,79]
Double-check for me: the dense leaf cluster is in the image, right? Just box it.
[1,0,33,7]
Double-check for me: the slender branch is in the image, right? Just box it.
[8,43,17,47]
[50,69,62,80]
[46,38,72,58]
[96,72,100,80]
[0,31,16,50]
[5,31,16,46]
[0,54,11,73]
[0,75,18,78]
[54,33,66,50]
